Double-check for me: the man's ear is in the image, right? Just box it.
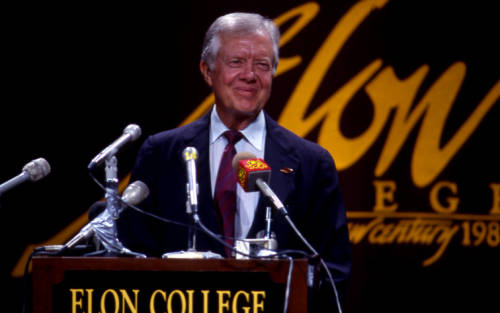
[200,61,213,86]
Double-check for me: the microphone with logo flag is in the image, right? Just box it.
[232,152,287,213]
[232,152,343,313]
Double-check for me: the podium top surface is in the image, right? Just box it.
[32,255,309,272]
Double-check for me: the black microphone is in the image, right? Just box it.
[0,158,51,195]
[182,147,199,212]
[88,124,141,170]
[232,152,287,214]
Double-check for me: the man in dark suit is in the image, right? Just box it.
[117,12,351,309]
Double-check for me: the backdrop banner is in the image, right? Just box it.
[3,1,498,312]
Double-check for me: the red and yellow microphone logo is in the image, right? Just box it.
[243,159,269,170]
[237,158,270,191]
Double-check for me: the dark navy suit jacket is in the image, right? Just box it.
[117,111,351,297]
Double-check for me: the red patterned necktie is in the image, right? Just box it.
[214,130,243,257]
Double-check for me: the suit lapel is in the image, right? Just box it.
[247,113,299,237]
[184,112,300,248]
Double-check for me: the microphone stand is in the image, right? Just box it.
[88,156,146,257]
[186,183,196,251]
[264,206,273,239]
[162,182,222,259]
[234,205,278,259]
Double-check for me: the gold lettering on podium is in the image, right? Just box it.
[146,289,267,313]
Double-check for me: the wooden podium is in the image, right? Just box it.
[32,256,311,313]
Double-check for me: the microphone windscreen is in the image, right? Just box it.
[121,180,150,206]
[23,158,51,181]
[182,147,199,162]
[123,124,142,141]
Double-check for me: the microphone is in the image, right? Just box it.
[120,180,150,208]
[64,180,149,249]
[88,124,142,170]
[232,152,287,214]
[182,147,198,212]
[231,152,279,258]
[88,180,151,220]
[233,155,343,312]
[232,151,271,192]
[0,158,51,195]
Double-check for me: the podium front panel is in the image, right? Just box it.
[32,257,309,313]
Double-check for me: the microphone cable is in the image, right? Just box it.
[88,171,191,229]
[281,212,343,313]
[283,256,293,313]
[23,171,313,313]
[88,171,315,313]
[192,214,304,313]
[90,170,311,259]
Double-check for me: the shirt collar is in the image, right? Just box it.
[209,105,266,151]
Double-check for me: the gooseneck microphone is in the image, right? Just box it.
[88,124,142,170]
[0,158,51,195]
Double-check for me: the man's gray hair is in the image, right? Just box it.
[200,12,280,73]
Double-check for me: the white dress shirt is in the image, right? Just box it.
[209,105,266,239]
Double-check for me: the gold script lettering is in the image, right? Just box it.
[410,65,498,187]
[349,218,460,266]
[279,0,388,138]
[367,64,499,187]
[365,65,429,173]
[277,0,499,188]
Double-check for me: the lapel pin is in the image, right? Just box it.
[280,167,294,174]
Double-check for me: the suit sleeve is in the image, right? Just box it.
[306,148,352,304]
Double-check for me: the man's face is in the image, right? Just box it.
[201,32,274,128]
